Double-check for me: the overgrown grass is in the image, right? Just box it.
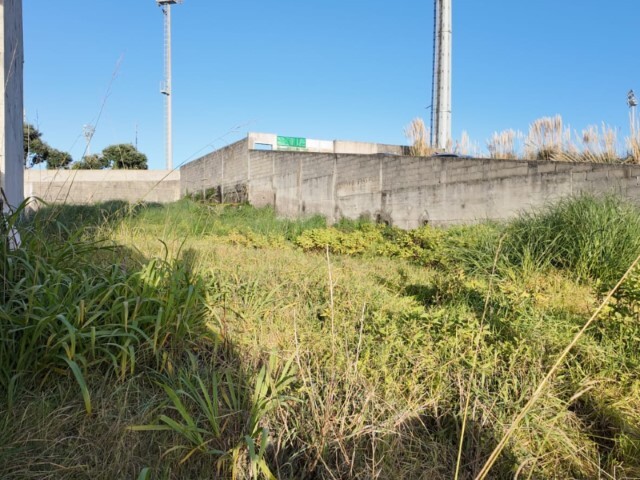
[119,200,326,244]
[500,194,640,289]
[2,195,640,478]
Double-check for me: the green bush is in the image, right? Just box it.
[295,222,451,266]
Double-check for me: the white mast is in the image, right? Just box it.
[628,90,638,136]
[431,0,452,151]
[157,0,182,170]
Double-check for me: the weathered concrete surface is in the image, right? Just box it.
[181,137,640,228]
[25,170,180,205]
[180,138,248,201]
[0,0,24,210]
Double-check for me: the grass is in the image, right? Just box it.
[405,114,629,162]
[2,195,640,478]
[499,194,640,288]
[404,117,435,156]
[487,129,521,160]
[472,115,639,162]
[627,128,640,163]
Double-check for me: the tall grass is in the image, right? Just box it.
[627,128,640,163]
[499,194,640,288]
[404,118,435,156]
[574,123,619,163]
[524,114,570,161]
[122,200,327,242]
[2,197,640,478]
[454,130,481,157]
[0,208,211,413]
[406,114,631,162]
[130,353,296,479]
[483,116,631,163]
[487,129,522,159]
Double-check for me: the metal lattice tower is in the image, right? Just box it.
[83,124,95,156]
[431,0,452,151]
[157,0,182,170]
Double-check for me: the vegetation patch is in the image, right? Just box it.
[2,195,640,478]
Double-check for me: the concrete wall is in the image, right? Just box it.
[25,170,181,205]
[0,0,24,210]
[180,138,249,201]
[180,141,640,228]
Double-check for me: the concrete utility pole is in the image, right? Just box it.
[431,0,452,151]
[157,0,182,171]
[0,0,24,211]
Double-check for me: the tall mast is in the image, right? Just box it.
[431,0,452,151]
[157,0,182,170]
[628,90,638,137]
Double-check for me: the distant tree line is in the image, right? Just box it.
[23,123,148,170]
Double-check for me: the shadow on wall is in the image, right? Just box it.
[185,183,248,204]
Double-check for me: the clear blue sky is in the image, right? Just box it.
[24,0,640,170]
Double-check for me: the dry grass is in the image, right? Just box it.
[454,131,481,157]
[515,116,624,163]
[551,124,620,163]
[404,118,435,157]
[487,129,522,159]
[626,129,640,163]
[408,114,634,163]
[580,124,618,162]
[524,115,570,161]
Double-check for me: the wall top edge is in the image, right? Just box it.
[24,169,181,182]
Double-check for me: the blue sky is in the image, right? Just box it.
[24,0,640,170]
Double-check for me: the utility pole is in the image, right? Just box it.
[431,0,452,151]
[157,0,182,171]
[0,0,24,211]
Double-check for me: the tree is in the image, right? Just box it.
[23,123,50,167]
[46,149,73,169]
[23,123,73,169]
[72,153,110,170]
[102,144,148,170]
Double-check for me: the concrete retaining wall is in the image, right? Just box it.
[181,142,640,228]
[25,170,181,205]
[180,138,249,202]
[32,137,640,227]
